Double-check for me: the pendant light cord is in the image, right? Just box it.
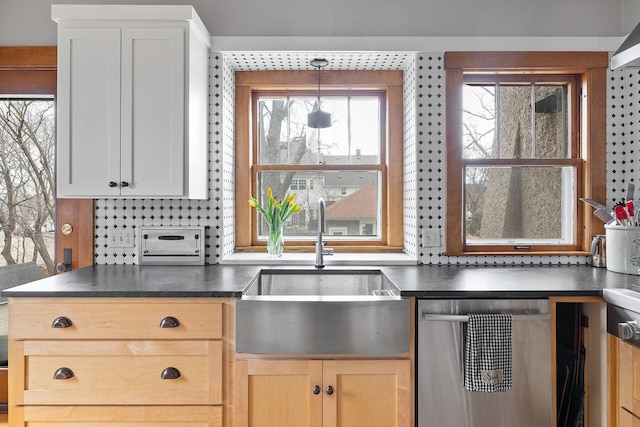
[316,65,321,110]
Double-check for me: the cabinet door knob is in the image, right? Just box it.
[53,367,74,380]
[120,181,129,187]
[159,316,180,328]
[161,367,181,380]
[51,316,73,328]
[313,385,321,395]
[108,181,118,188]
[326,385,334,395]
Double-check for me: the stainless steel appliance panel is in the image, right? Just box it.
[138,226,205,265]
[418,299,551,427]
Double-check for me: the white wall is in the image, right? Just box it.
[623,0,640,34]
[0,0,630,46]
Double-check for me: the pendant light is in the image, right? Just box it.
[307,58,331,129]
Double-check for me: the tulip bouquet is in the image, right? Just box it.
[249,187,302,256]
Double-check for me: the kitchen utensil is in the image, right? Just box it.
[628,183,636,201]
[579,198,607,211]
[615,205,630,226]
[590,234,606,267]
[593,207,614,224]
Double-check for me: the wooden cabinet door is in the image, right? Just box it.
[236,360,323,427]
[57,27,121,198]
[322,360,411,427]
[620,408,640,427]
[120,27,185,197]
[620,341,640,417]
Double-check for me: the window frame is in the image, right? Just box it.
[235,70,404,253]
[445,51,608,256]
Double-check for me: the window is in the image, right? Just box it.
[255,93,383,241]
[235,70,403,252]
[445,52,608,255]
[0,47,94,272]
[0,48,57,274]
[290,179,307,190]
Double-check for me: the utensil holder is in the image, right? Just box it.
[605,224,640,275]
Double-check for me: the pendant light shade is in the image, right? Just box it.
[308,58,331,129]
[307,110,331,128]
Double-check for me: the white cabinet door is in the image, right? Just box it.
[57,27,187,198]
[57,28,121,197]
[120,28,185,197]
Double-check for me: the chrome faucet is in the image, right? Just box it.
[315,198,333,268]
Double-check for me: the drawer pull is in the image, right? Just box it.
[159,316,180,328]
[53,367,74,380]
[51,316,73,328]
[161,367,181,380]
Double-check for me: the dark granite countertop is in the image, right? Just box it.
[3,263,640,299]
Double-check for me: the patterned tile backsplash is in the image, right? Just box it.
[94,51,638,266]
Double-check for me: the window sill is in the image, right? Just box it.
[220,252,418,266]
[444,250,591,256]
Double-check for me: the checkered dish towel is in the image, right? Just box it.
[464,313,513,393]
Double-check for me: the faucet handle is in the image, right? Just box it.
[323,247,334,256]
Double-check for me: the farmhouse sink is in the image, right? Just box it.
[241,268,401,299]
[236,268,409,354]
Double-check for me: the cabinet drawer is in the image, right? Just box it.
[17,340,222,405]
[15,405,222,426]
[9,298,223,339]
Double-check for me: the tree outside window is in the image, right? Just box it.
[0,98,56,275]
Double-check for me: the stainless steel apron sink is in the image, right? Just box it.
[236,268,410,354]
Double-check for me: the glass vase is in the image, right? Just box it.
[267,224,284,257]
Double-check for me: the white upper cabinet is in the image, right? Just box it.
[53,5,210,199]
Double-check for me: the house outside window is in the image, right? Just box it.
[445,52,608,255]
[234,70,403,252]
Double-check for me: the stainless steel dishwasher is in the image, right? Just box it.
[418,299,551,427]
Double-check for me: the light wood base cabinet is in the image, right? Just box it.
[619,340,640,417]
[236,359,411,427]
[620,408,640,427]
[8,298,229,427]
[608,332,640,427]
[11,406,222,426]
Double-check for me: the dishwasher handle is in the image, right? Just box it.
[421,313,550,322]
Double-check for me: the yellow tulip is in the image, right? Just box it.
[249,188,303,233]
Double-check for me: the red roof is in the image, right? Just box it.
[325,185,377,219]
